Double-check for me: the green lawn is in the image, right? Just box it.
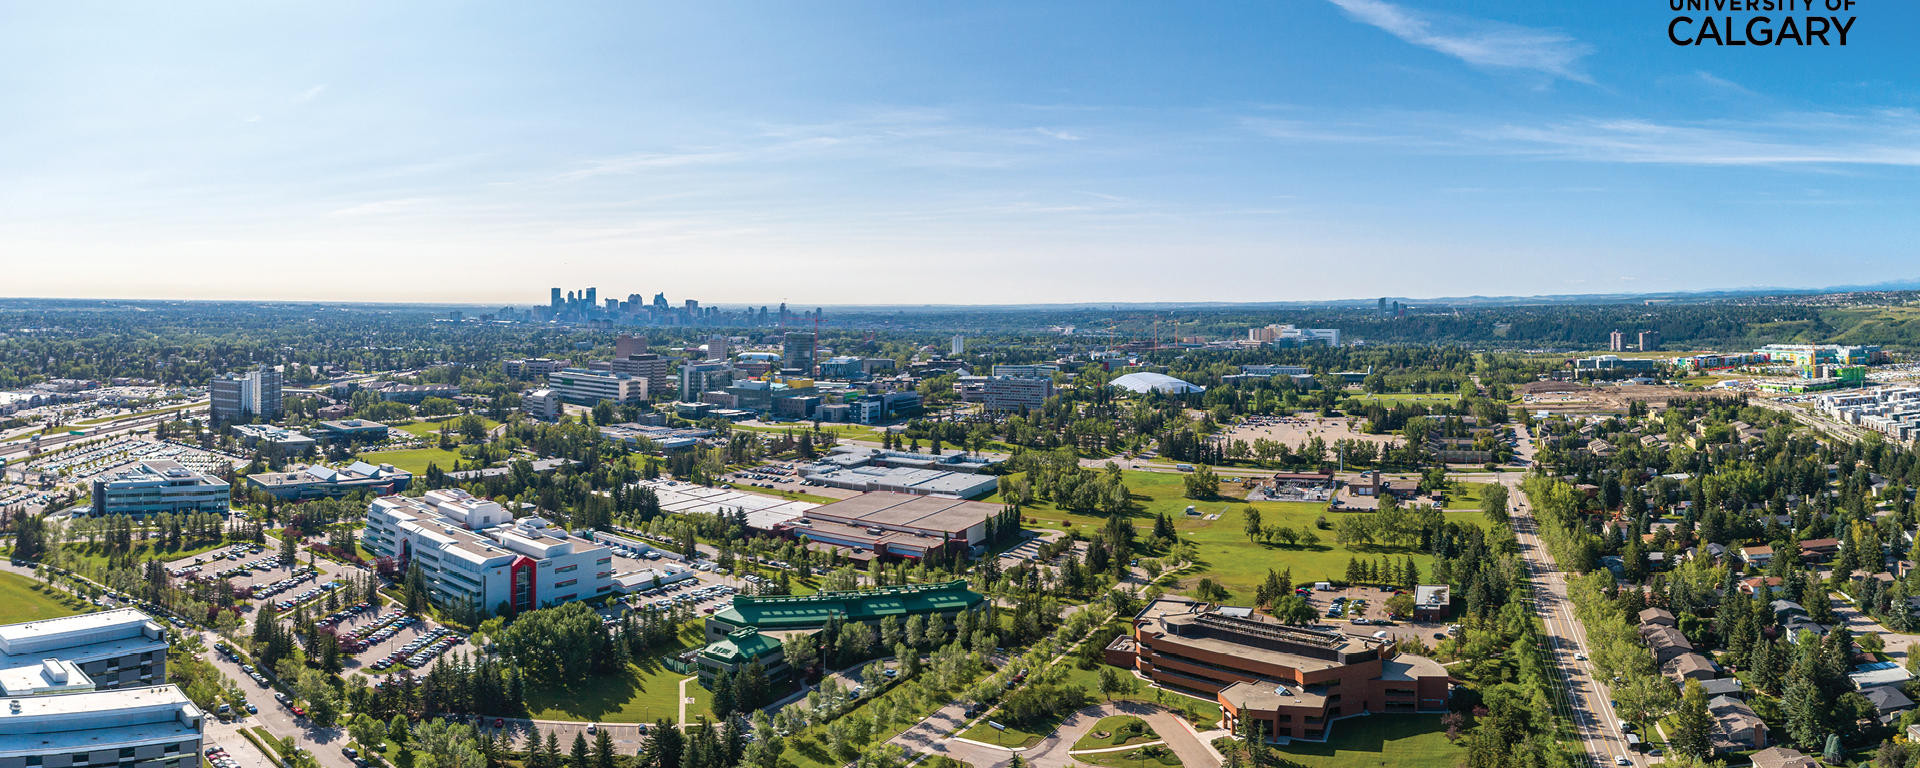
[1273,715,1462,768]
[356,447,466,474]
[64,539,229,572]
[989,468,1479,592]
[0,572,86,623]
[522,623,711,724]
[958,718,1053,749]
[1072,715,1160,751]
[1442,481,1499,510]
[392,415,501,439]
[1078,746,1182,768]
[1172,504,1483,595]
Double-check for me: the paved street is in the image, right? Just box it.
[1500,424,1642,768]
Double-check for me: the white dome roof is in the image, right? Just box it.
[1110,372,1206,394]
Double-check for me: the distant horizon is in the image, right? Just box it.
[7,2,1915,303]
[1,273,1911,312]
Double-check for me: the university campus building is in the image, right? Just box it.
[1107,597,1450,742]
[695,581,987,684]
[364,489,614,615]
[0,610,202,768]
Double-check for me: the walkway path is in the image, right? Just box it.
[888,701,1220,768]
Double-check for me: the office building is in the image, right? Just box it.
[312,419,390,446]
[609,354,672,397]
[0,686,203,768]
[989,364,1059,379]
[703,336,729,361]
[364,489,614,614]
[1573,355,1658,373]
[208,367,281,423]
[614,334,647,359]
[548,368,645,406]
[88,462,229,518]
[0,610,171,692]
[1638,330,1661,352]
[1109,597,1448,742]
[983,376,1053,413]
[522,389,562,422]
[679,361,737,398]
[1247,325,1340,348]
[245,462,412,502]
[504,358,569,378]
[1239,365,1309,377]
[230,424,316,455]
[599,423,713,451]
[370,383,460,405]
[783,332,817,375]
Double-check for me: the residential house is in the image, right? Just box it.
[1708,695,1767,753]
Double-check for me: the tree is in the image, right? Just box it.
[1242,507,1263,543]
[569,733,590,768]
[1384,593,1416,619]
[1670,679,1712,760]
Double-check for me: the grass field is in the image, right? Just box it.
[1271,714,1461,768]
[1443,481,1499,510]
[1173,504,1483,594]
[356,447,465,474]
[392,415,501,439]
[1339,393,1464,405]
[989,469,1478,590]
[523,623,711,723]
[65,539,230,572]
[0,572,85,623]
[1072,715,1160,751]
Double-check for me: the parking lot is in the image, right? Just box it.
[1303,585,1456,645]
[722,462,860,500]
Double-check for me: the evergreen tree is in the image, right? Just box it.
[1671,679,1712,760]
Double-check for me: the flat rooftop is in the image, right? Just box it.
[805,492,997,535]
[0,685,201,757]
[0,609,166,665]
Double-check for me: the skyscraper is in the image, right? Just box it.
[1609,330,1626,352]
[783,332,817,375]
[951,335,965,355]
[1638,330,1661,352]
[210,367,282,422]
[550,287,563,314]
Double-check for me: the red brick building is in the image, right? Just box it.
[1108,597,1450,741]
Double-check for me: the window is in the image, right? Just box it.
[555,579,577,588]
[119,749,135,759]
[25,756,40,766]
[556,564,577,573]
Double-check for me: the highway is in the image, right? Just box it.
[0,402,207,459]
[1498,424,1644,768]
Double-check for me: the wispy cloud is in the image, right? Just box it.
[293,84,328,104]
[1695,71,1756,96]
[1034,127,1082,141]
[1244,106,1920,169]
[1324,0,1592,83]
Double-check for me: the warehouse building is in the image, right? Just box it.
[770,492,999,560]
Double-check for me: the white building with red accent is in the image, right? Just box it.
[363,489,614,615]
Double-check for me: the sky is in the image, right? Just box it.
[3,0,1918,306]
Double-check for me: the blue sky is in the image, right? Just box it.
[3,0,1916,305]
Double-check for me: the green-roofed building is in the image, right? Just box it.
[696,627,788,684]
[703,579,987,641]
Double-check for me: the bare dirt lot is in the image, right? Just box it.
[1220,414,1402,451]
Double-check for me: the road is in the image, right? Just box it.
[1498,423,1641,768]
[0,403,207,458]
